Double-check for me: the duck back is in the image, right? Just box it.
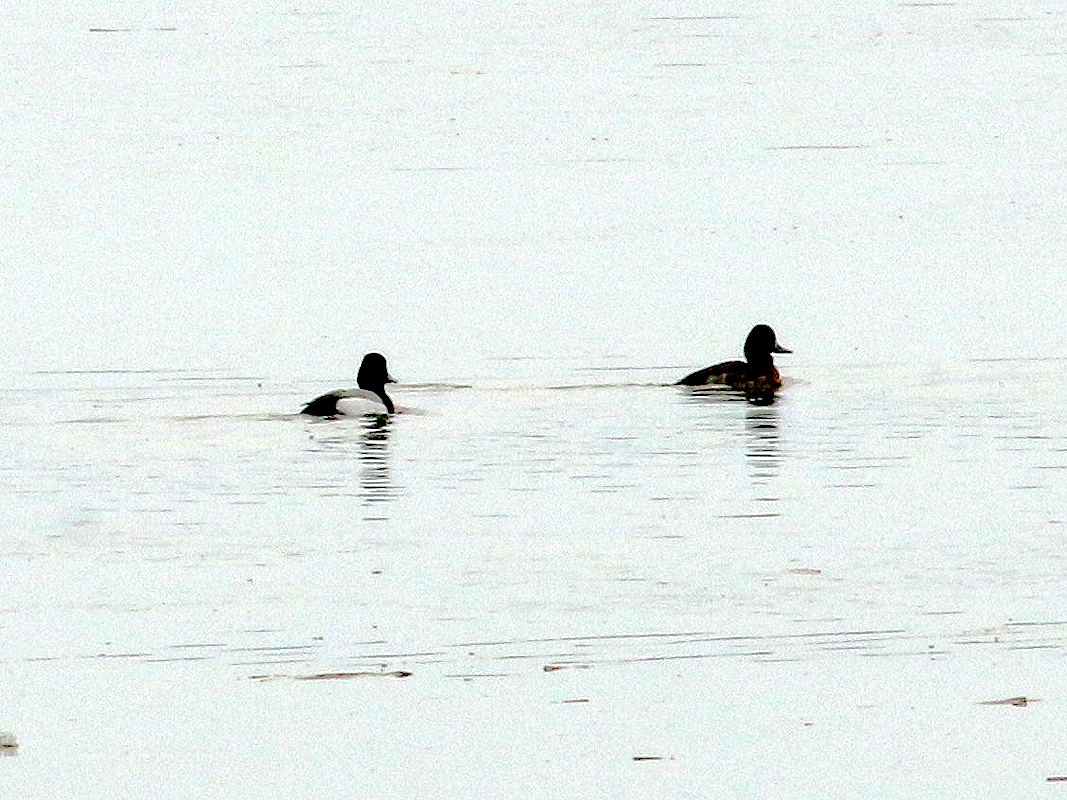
[677,360,748,387]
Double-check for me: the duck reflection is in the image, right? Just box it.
[304,415,399,512]
[681,389,783,481]
[356,416,396,508]
[744,405,781,483]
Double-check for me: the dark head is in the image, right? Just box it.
[744,325,791,365]
[356,352,396,413]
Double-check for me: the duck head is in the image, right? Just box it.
[744,324,791,363]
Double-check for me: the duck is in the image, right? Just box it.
[301,352,396,417]
[677,324,791,402]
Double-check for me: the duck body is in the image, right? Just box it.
[677,325,790,402]
[302,352,396,418]
[300,389,392,417]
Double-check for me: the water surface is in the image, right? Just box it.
[5,0,1067,794]
[3,358,1066,796]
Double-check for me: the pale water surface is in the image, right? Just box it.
[5,0,1067,795]
[3,358,1066,797]
[4,0,1067,374]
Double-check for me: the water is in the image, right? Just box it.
[6,0,1067,794]
[3,358,1066,796]
[4,1,1067,375]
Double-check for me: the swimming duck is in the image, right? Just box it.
[677,325,791,401]
[301,352,396,417]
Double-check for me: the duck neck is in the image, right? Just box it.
[745,353,774,374]
[358,376,395,414]
[375,388,395,414]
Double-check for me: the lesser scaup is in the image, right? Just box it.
[301,352,396,417]
[677,324,791,402]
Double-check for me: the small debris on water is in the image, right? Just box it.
[978,696,1035,706]
[0,732,18,748]
[543,664,591,672]
[250,670,412,681]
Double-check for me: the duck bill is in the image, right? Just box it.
[386,373,397,383]
[773,345,791,354]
